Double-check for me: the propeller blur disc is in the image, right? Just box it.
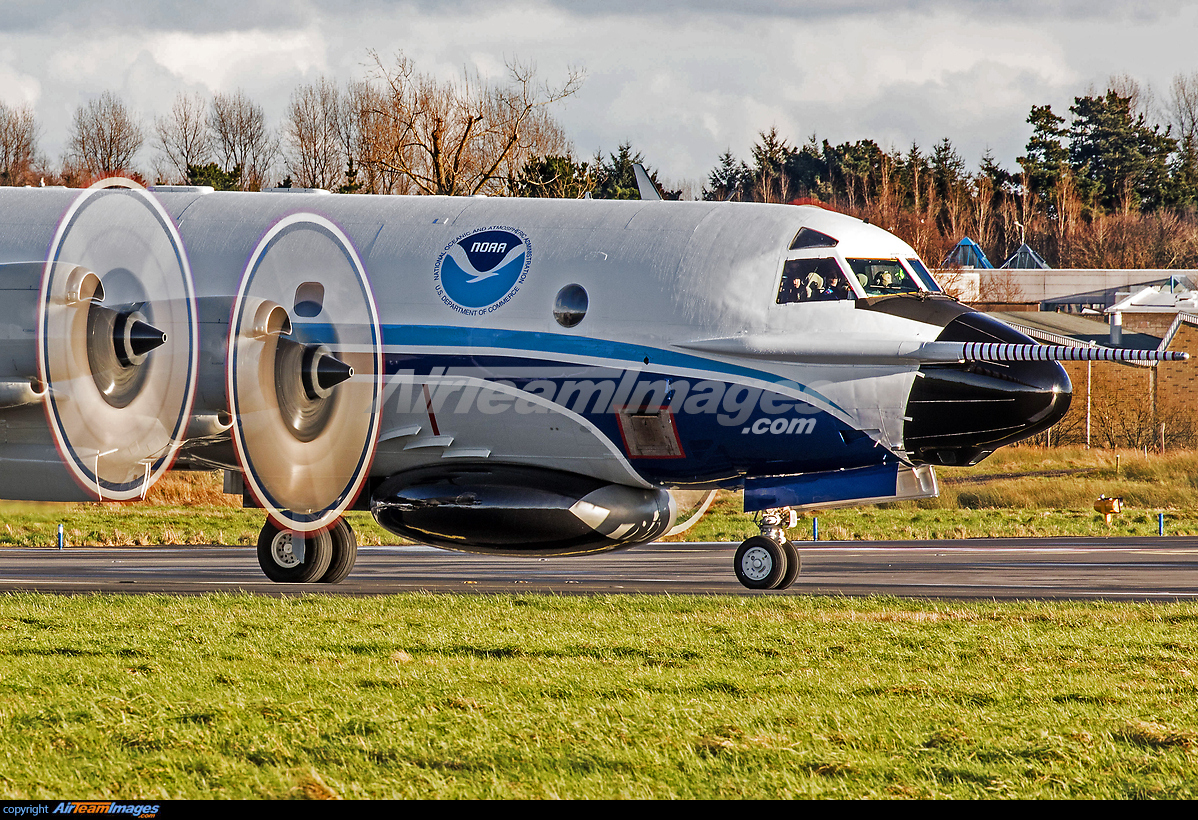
[228,213,382,532]
[38,179,198,500]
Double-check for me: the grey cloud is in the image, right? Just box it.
[514,0,1185,20]
[0,0,1184,33]
[333,0,1186,19]
[0,1,312,33]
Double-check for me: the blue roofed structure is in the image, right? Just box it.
[941,237,994,269]
[1001,243,1051,269]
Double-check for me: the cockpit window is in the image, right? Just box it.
[789,227,838,250]
[905,257,941,292]
[777,258,853,304]
[847,259,920,296]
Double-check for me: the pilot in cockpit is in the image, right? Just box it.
[821,271,850,301]
[781,272,804,303]
[777,258,852,304]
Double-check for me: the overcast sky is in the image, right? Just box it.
[2,1,1196,190]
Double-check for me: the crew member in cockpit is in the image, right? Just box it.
[812,271,845,301]
[824,271,851,300]
[781,271,804,303]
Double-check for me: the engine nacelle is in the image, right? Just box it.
[371,465,677,556]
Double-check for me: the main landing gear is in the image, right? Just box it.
[734,508,800,590]
[257,517,358,584]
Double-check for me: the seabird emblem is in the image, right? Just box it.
[435,227,531,312]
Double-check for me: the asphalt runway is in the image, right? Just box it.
[4,537,1198,599]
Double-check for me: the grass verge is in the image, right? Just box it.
[2,446,1195,548]
[677,445,1198,542]
[2,593,1198,799]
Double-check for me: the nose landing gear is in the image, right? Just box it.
[734,508,800,590]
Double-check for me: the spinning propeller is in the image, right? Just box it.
[226,213,383,532]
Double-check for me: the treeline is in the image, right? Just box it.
[0,51,673,202]
[703,75,1198,271]
[0,52,584,195]
[6,57,1198,271]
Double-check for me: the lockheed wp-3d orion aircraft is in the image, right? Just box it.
[0,177,1182,589]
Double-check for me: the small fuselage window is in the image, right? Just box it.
[777,258,853,304]
[847,259,921,296]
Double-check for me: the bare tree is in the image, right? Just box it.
[153,92,211,184]
[1169,72,1198,148]
[976,268,1025,303]
[340,80,409,194]
[1108,73,1158,124]
[971,173,996,253]
[0,102,39,186]
[283,78,345,190]
[67,91,143,178]
[359,51,582,196]
[209,90,276,191]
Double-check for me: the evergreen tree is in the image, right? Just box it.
[510,154,593,198]
[704,149,750,201]
[593,143,641,200]
[979,149,1016,195]
[186,161,242,191]
[930,137,970,237]
[1170,138,1198,207]
[898,142,930,213]
[1068,90,1176,212]
[1019,104,1068,211]
[821,139,886,209]
[931,138,965,191]
[337,157,362,194]
[592,143,678,200]
[749,127,795,202]
[784,136,829,201]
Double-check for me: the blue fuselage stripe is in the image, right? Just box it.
[376,323,843,411]
[365,334,889,489]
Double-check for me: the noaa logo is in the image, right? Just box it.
[434,227,531,315]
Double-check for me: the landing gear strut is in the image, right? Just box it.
[734,508,800,590]
[256,516,357,584]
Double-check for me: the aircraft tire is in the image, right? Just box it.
[257,520,333,583]
[734,536,787,590]
[776,540,801,590]
[319,517,358,584]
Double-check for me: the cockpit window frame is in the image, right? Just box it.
[902,257,941,293]
[845,257,926,297]
[789,227,839,250]
[774,249,863,305]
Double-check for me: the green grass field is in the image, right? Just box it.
[2,594,1197,799]
[3,446,1198,799]
[674,445,1198,542]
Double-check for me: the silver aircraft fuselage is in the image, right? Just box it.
[0,185,1084,561]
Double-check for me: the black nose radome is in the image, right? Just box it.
[904,312,1072,466]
